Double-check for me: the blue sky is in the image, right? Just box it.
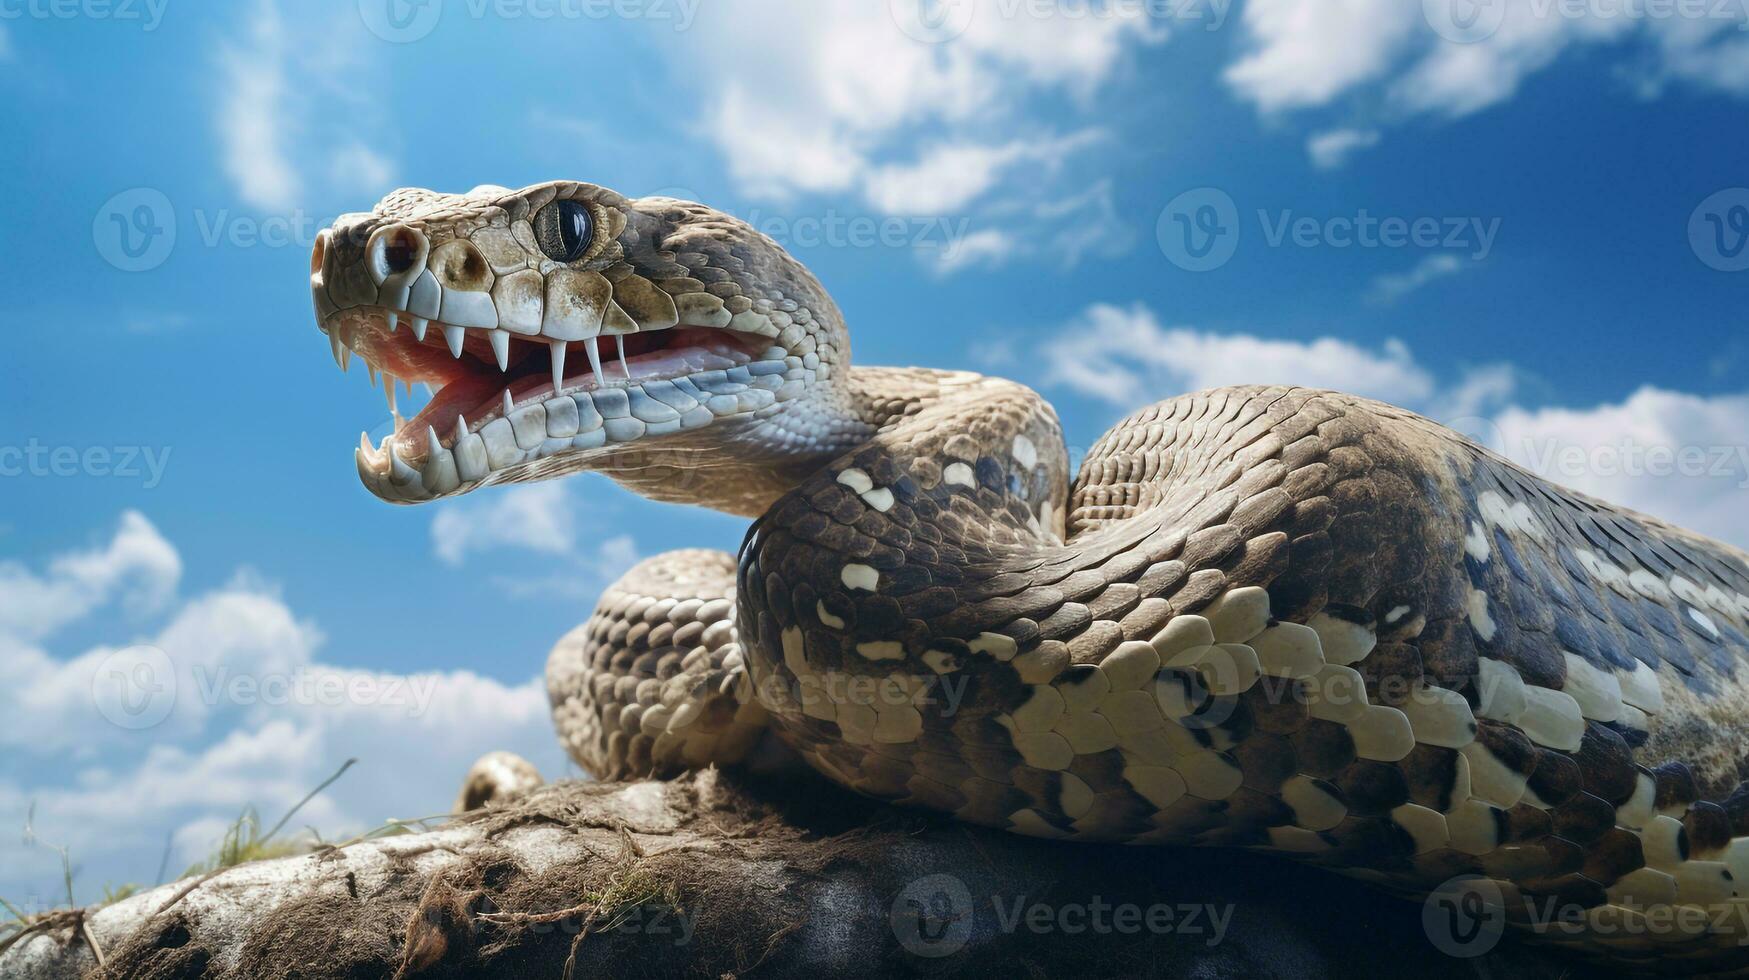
[3,0,1748,904]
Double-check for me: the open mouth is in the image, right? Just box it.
[320,305,812,502]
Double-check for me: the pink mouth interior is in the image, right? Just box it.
[337,316,768,454]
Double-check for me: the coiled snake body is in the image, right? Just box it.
[312,181,1749,967]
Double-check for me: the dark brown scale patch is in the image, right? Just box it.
[1334,760,1410,816]
[1356,642,1423,707]
[1291,720,1356,778]
[1416,618,1480,693]
[1723,782,1749,835]
[1653,762,1699,813]
[852,595,906,640]
[1322,815,1417,871]
[1230,733,1297,793]
[1496,803,1553,843]
[1222,532,1291,588]
[1550,793,1616,844]
[1402,744,1463,812]
[1579,828,1646,886]
[1475,721,1539,778]
[1211,788,1293,840]
[1268,533,1332,620]
[1286,497,1337,539]
[1522,873,1608,914]
[1240,683,1309,735]
[1542,836,1589,876]
[1011,769,1065,814]
[1572,722,1639,805]
[1065,750,1127,793]
[1684,801,1735,857]
[1526,749,1583,807]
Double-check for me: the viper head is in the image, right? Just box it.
[310,181,849,510]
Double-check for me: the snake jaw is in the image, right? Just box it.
[308,182,839,505]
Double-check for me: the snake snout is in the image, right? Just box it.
[311,184,836,510]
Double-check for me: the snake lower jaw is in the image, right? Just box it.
[321,305,822,504]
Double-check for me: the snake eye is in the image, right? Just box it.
[533,199,595,263]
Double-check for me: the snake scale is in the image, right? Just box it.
[310,181,1749,968]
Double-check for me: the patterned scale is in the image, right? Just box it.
[717,383,1749,966]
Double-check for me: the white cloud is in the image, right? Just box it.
[1225,0,1419,112]
[0,512,180,642]
[863,131,1101,215]
[432,483,578,566]
[491,534,640,603]
[1031,303,1748,553]
[1042,302,1438,410]
[668,0,1162,269]
[430,483,641,600]
[1307,127,1380,169]
[214,2,397,213]
[934,228,1017,275]
[1365,253,1467,305]
[0,519,564,902]
[326,142,396,200]
[1491,388,1749,550]
[216,0,299,211]
[1227,0,1749,134]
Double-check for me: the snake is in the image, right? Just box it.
[309,180,1749,968]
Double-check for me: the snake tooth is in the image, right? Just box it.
[321,182,1749,966]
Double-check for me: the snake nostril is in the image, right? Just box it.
[383,227,419,274]
[367,224,427,285]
